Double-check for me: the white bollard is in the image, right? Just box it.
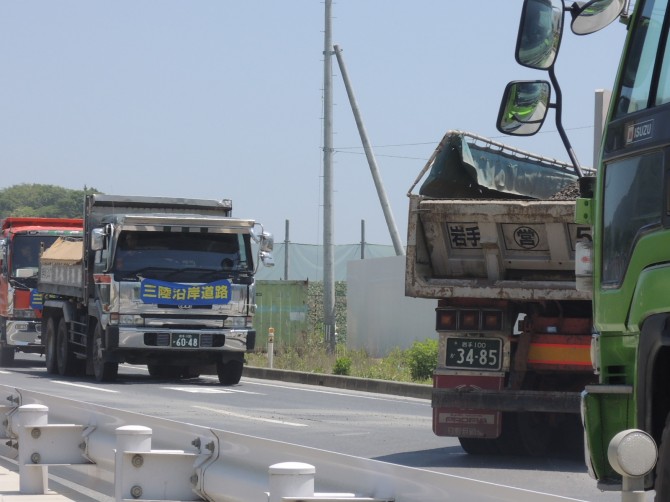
[17,404,49,494]
[268,327,275,369]
[607,429,657,502]
[268,462,315,502]
[115,425,152,502]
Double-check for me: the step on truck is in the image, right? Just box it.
[0,217,83,366]
[405,130,594,456]
[495,0,670,498]
[38,194,274,384]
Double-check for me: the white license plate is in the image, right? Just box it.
[171,333,200,348]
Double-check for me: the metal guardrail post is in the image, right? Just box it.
[115,425,152,502]
[16,404,48,494]
[269,462,315,501]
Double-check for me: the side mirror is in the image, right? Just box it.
[571,0,626,35]
[91,228,106,251]
[259,232,274,254]
[516,0,565,70]
[497,81,552,136]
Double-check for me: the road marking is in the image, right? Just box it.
[193,405,307,427]
[164,387,234,394]
[239,379,430,406]
[0,371,10,375]
[52,381,119,393]
[163,386,262,395]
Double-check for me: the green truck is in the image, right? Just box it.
[498,0,670,498]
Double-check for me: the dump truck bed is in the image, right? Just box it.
[405,130,591,302]
[38,238,85,298]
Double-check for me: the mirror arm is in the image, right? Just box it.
[549,66,585,178]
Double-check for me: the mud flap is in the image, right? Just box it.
[433,373,504,438]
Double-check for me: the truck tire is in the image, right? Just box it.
[654,413,670,500]
[458,437,499,455]
[516,412,552,457]
[92,323,118,383]
[56,318,77,376]
[44,317,58,374]
[147,364,181,379]
[217,359,243,385]
[0,318,14,367]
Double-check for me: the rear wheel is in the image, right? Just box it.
[0,319,15,367]
[44,317,58,374]
[217,359,243,385]
[92,323,118,382]
[458,437,499,455]
[516,412,553,457]
[56,318,77,376]
[0,344,15,367]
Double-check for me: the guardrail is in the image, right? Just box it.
[0,384,580,501]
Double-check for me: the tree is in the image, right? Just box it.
[0,184,101,219]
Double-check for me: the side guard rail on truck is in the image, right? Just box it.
[0,384,576,502]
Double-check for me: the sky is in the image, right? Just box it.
[1,1,628,246]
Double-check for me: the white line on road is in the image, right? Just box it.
[193,405,308,427]
[240,379,430,405]
[164,386,261,395]
[52,381,119,393]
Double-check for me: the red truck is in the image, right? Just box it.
[0,217,82,365]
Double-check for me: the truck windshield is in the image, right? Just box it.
[11,235,61,278]
[113,231,253,282]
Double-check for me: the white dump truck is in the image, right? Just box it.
[405,131,594,456]
[38,194,274,384]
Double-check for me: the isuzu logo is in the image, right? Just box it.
[626,119,654,145]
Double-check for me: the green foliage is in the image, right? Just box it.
[333,356,352,376]
[246,340,432,385]
[406,338,438,381]
[0,184,101,219]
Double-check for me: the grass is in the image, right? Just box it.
[245,331,434,385]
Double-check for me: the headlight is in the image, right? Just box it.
[224,316,252,328]
[14,309,37,320]
[110,314,144,326]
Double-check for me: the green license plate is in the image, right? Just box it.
[445,337,502,370]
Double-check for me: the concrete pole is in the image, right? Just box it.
[333,44,405,257]
[361,220,365,259]
[284,220,289,281]
[323,0,336,352]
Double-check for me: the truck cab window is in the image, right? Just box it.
[615,0,668,115]
[602,151,664,285]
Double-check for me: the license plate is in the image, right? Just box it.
[171,333,200,348]
[445,337,502,370]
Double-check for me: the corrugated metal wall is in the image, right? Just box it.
[254,280,309,350]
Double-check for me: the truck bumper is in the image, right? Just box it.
[433,387,582,413]
[5,320,42,347]
[113,327,254,353]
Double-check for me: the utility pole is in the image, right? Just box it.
[333,44,405,257]
[322,0,336,352]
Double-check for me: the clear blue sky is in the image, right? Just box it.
[1,1,627,245]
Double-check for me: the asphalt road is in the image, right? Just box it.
[0,353,653,502]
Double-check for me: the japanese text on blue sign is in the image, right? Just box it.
[140,279,232,305]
